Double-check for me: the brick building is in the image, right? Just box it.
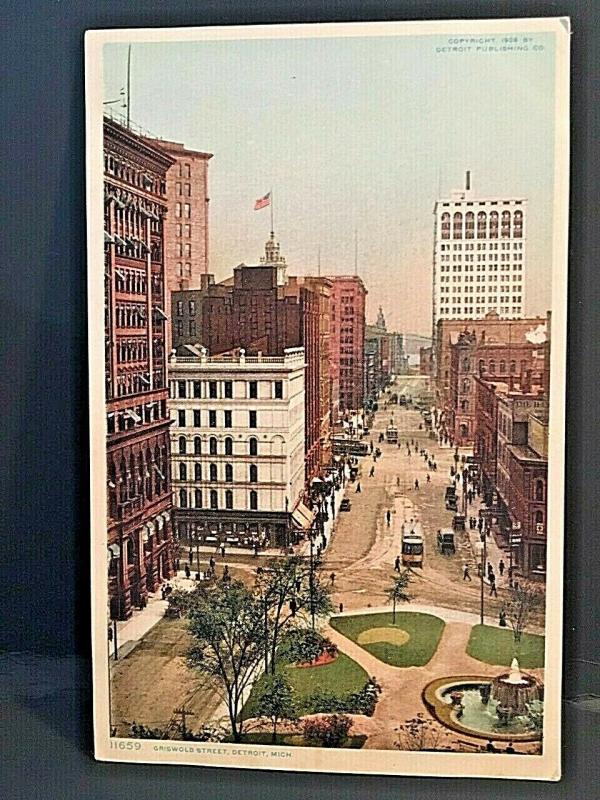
[446,329,546,446]
[327,276,367,417]
[104,118,175,619]
[419,346,434,376]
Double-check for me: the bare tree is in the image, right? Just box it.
[504,581,544,646]
[394,713,444,751]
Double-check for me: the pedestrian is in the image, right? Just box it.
[467,490,473,504]
[386,509,391,526]
[209,556,216,572]
[356,481,361,493]
[433,462,437,471]
[330,572,336,586]
[414,478,419,490]
[499,609,507,627]
[322,535,327,550]
[220,543,226,558]
[253,542,259,557]
[487,562,494,578]
[463,565,472,582]
[505,742,515,754]
[223,565,229,579]
[426,473,431,483]
[394,555,401,572]
[489,576,498,597]
[396,476,400,487]
[499,558,505,577]
[486,740,497,753]
[369,466,375,478]
[185,564,191,579]
[289,597,297,616]
[339,602,344,613]
[161,586,166,600]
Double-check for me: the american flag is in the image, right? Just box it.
[254,192,271,211]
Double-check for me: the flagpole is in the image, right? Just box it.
[270,187,274,234]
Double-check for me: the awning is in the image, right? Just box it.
[291,502,316,530]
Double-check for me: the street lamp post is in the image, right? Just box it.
[478,529,487,626]
[309,526,316,631]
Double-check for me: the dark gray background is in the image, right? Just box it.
[1,1,598,797]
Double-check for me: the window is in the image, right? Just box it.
[510,361,516,374]
[178,436,186,455]
[209,381,218,398]
[224,381,233,399]
[193,380,201,398]
[209,410,217,428]
[535,480,545,502]
[176,320,183,337]
[535,509,544,525]
[224,436,233,456]
[175,202,181,218]
[514,210,523,238]
[225,463,233,482]
[249,437,258,456]
[274,380,283,399]
[176,182,182,196]
[249,490,258,510]
[178,410,186,427]
[184,203,191,218]
[194,463,202,481]
[176,301,184,316]
[184,183,191,197]
[441,212,451,240]
[194,489,202,508]
[193,436,201,455]
[249,464,258,483]
[178,380,186,398]
[248,381,258,399]
[489,211,499,238]
[179,489,188,508]
[189,300,196,316]
[453,212,463,239]
[249,410,257,428]
[499,360,506,373]
[179,463,187,481]
[193,409,201,427]
[224,410,232,428]
[209,463,217,482]
[489,361,496,374]
[210,489,218,509]
[465,211,474,239]
[225,490,233,509]
[209,436,218,455]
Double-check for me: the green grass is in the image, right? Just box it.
[243,652,368,718]
[466,625,545,668]
[227,732,366,748]
[330,612,445,667]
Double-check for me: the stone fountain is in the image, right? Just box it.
[490,658,542,719]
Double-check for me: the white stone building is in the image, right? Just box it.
[168,346,306,547]
[432,173,527,333]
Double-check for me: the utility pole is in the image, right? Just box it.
[480,527,487,626]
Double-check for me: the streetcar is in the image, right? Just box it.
[385,423,399,444]
[402,522,424,568]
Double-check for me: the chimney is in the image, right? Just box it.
[465,170,471,191]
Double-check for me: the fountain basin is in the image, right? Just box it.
[423,676,543,742]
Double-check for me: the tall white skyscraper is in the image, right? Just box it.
[432,172,527,334]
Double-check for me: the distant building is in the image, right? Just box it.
[419,346,434,376]
[168,347,306,548]
[432,172,527,333]
[104,117,175,619]
[327,276,367,416]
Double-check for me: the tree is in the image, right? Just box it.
[278,628,337,665]
[185,580,266,742]
[385,570,412,624]
[255,674,297,743]
[504,581,544,646]
[394,713,444,751]
[255,556,333,674]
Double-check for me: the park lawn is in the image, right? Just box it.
[330,612,445,667]
[466,625,545,668]
[227,732,366,748]
[243,652,368,718]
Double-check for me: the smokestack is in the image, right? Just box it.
[465,170,471,191]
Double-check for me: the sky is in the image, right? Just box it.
[103,30,557,337]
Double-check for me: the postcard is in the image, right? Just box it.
[87,17,570,779]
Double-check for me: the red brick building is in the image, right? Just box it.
[104,118,175,619]
[447,331,546,446]
[327,276,367,417]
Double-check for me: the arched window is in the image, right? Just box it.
[193,436,201,455]
[477,211,487,238]
[535,510,544,526]
[500,360,506,373]
[249,464,258,483]
[501,210,511,238]
[461,400,469,412]
[178,436,186,455]
[465,211,475,239]
[510,360,516,373]
[179,462,187,481]
[535,480,545,502]
[209,463,217,482]
[453,212,463,239]
[249,490,258,510]
[514,210,523,238]
[489,211,499,239]
[462,379,470,394]
[225,490,233,509]
[194,488,202,508]
[462,358,470,371]
[225,463,233,482]
[489,360,496,374]
[209,436,218,455]
[441,212,451,240]
[249,437,258,456]
[210,489,218,509]
[179,489,188,508]
[479,359,485,374]
[224,436,233,456]
[194,463,202,481]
